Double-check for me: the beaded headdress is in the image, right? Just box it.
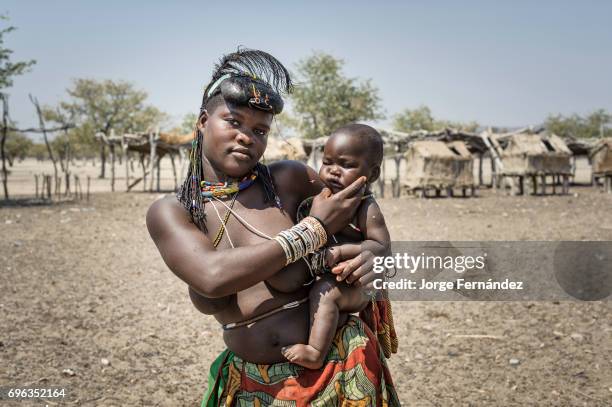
[177,48,292,231]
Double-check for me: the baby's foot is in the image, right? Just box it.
[281,344,324,370]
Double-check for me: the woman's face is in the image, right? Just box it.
[199,100,273,178]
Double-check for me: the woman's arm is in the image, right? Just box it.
[146,170,366,298]
[147,197,287,298]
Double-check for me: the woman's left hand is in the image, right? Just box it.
[331,250,377,287]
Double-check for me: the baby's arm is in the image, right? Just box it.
[328,198,391,284]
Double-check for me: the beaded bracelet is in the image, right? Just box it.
[273,216,328,265]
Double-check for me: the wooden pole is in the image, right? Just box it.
[47,175,52,199]
[393,155,402,198]
[86,175,90,201]
[0,94,10,200]
[30,95,60,196]
[140,153,147,192]
[156,156,161,192]
[74,174,81,200]
[509,176,517,196]
[540,175,546,195]
[478,153,484,186]
[35,174,39,199]
[40,174,46,199]
[64,171,71,196]
[170,152,178,190]
[110,129,116,192]
[377,158,386,198]
[149,132,157,192]
[122,133,129,191]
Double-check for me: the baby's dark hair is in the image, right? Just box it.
[332,123,384,167]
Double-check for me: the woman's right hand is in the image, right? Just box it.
[309,176,366,235]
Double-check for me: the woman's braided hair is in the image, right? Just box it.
[177,48,293,231]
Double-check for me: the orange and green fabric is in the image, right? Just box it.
[202,316,400,406]
[359,291,399,359]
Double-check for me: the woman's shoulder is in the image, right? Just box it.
[268,160,310,179]
[146,195,190,238]
[147,194,185,216]
[268,160,323,200]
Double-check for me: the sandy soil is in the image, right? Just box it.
[1,187,611,406]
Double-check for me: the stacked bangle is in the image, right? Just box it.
[274,216,328,265]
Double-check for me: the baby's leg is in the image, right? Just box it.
[282,275,366,369]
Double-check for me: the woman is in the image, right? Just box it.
[147,49,399,406]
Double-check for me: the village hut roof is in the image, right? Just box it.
[158,131,194,146]
[588,137,612,158]
[564,136,599,156]
[300,127,487,159]
[96,131,194,156]
[263,135,307,162]
[446,140,472,158]
[407,140,460,159]
[496,132,571,156]
[402,140,474,189]
[379,128,487,154]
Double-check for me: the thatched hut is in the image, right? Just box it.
[446,141,474,189]
[589,137,612,192]
[487,130,572,195]
[496,132,571,175]
[403,140,475,197]
[97,130,194,193]
[263,135,307,162]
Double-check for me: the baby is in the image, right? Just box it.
[282,123,391,369]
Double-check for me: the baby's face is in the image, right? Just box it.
[319,132,372,193]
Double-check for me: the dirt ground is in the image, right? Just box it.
[1,187,611,406]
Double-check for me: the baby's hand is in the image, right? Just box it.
[331,250,376,286]
[324,246,341,268]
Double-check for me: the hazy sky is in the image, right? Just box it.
[3,0,612,136]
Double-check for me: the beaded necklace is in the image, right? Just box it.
[200,171,257,198]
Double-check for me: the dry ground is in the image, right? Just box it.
[1,187,611,406]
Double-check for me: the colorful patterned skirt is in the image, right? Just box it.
[202,316,400,406]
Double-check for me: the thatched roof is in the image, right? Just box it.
[589,137,612,158]
[380,128,487,154]
[407,140,459,159]
[447,141,472,158]
[403,140,474,189]
[564,136,598,156]
[96,131,193,156]
[496,132,571,156]
[263,135,307,162]
[300,128,488,157]
[158,132,194,146]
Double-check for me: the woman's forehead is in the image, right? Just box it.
[215,102,273,127]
